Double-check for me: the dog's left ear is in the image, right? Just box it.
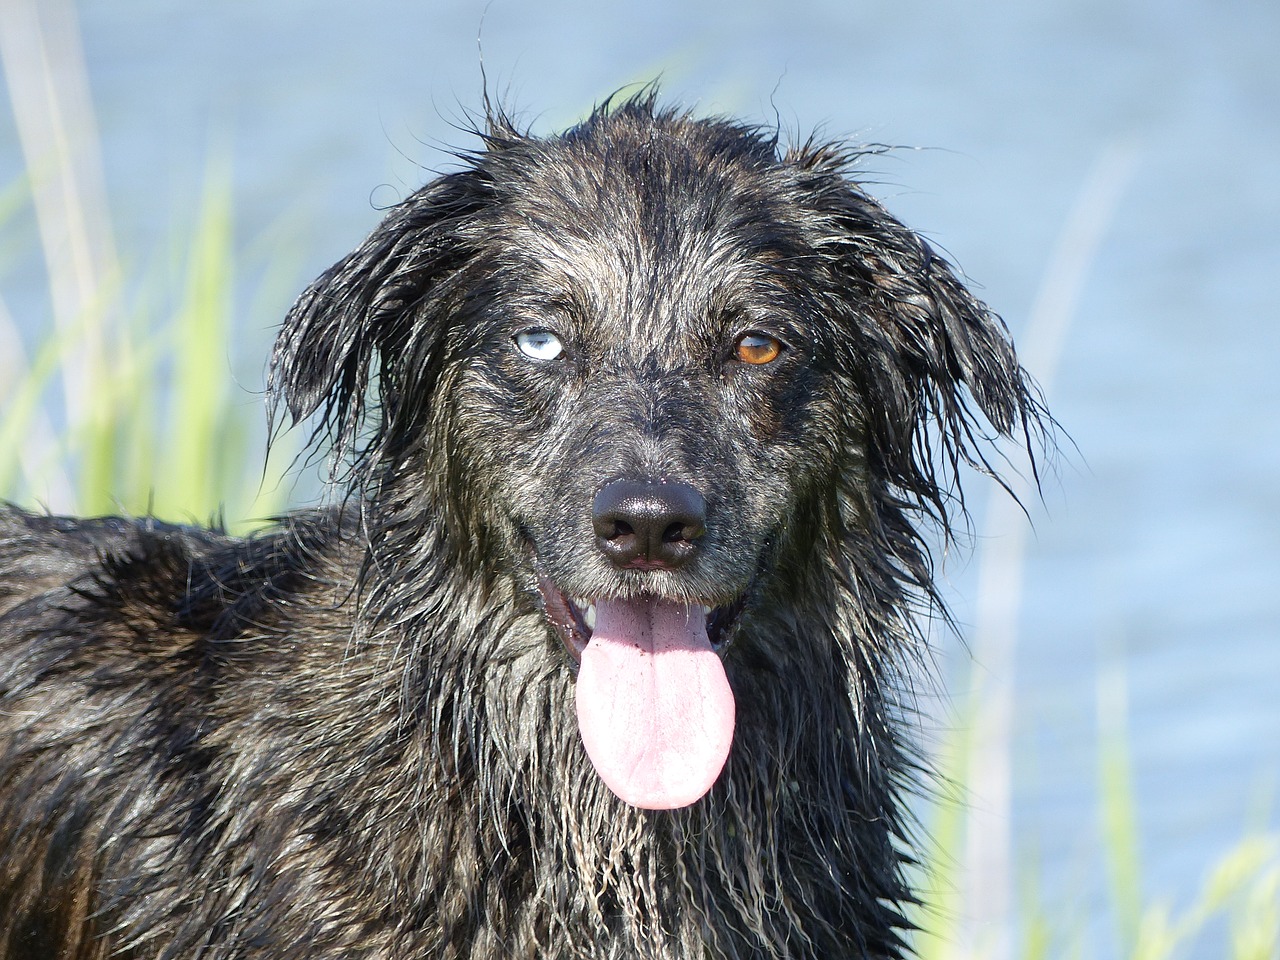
[793,148,1044,511]
[267,170,493,459]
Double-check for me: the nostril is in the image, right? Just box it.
[592,515,635,542]
[662,519,702,544]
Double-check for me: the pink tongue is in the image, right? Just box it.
[574,597,735,810]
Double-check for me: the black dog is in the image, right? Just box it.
[0,94,1046,959]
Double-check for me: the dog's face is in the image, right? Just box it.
[268,97,1039,812]
[438,141,848,807]
[448,138,831,607]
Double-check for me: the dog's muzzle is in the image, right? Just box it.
[534,478,744,811]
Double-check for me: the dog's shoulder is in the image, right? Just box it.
[0,505,349,655]
[0,508,192,622]
[0,505,227,620]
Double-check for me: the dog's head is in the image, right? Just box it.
[268,94,1044,811]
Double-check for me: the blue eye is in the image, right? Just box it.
[515,329,564,361]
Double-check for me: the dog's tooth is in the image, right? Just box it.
[584,604,597,630]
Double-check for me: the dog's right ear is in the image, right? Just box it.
[786,141,1050,530]
[267,170,494,459]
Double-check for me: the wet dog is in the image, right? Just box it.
[0,94,1046,958]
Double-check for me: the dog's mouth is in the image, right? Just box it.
[537,572,747,661]
[535,572,747,811]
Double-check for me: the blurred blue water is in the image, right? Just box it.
[2,0,1277,955]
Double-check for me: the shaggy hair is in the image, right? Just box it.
[0,93,1047,959]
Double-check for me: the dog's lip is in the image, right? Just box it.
[535,569,591,659]
[533,570,747,663]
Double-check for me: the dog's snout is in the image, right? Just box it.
[592,480,706,570]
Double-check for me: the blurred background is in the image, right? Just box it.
[1,1,1276,957]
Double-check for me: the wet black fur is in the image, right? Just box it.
[0,94,1048,959]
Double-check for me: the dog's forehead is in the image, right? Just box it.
[492,128,802,343]
[502,126,782,243]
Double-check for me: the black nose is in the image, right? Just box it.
[592,479,706,571]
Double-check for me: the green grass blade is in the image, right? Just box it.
[1097,662,1143,956]
[152,157,234,522]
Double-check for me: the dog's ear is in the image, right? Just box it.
[267,170,493,460]
[792,146,1045,518]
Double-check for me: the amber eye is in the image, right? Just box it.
[734,332,784,365]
